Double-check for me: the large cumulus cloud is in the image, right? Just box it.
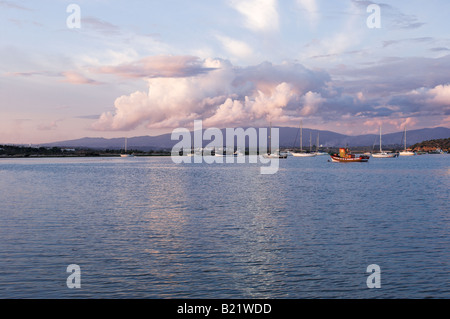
[92,58,331,130]
[91,54,450,132]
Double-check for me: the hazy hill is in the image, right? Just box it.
[42,127,450,151]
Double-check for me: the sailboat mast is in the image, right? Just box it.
[404,126,407,151]
[269,122,272,154]
[379,126,382,152]
[309,132,312,152]
[300,121,303,151]
[317,132,319,152]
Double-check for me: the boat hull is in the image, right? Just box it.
[263,153,288,159]
[372,152,399,158]
[330,155,369,162]
[399,151,415,156]
[292,153,316,157]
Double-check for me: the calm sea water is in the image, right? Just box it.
[0,155,448,299]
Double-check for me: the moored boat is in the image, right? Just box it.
[372,152,399,158]
[399,150,415,156]
[291,121,316,157]
[292,152,316,157]
[314,132,329,155]
[263,150,288,159]
[399,126,416,156]
[372,126,399,158]
[263,122,288,159]
[120,137,134,157]
[214,148,243,157]
[330,148,370,162]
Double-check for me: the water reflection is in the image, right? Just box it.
[0,155,448,298]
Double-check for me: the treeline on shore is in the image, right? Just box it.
[1,138,449,157]
[411,138,450,152]
[0,145,171,157]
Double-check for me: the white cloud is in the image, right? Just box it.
[296,0,319,27]
[61,71,100,85]
[228,0,279,32]
[300,91,325,116]
[91,58,330,131]
[428,84,450,106]
[216,35,254,60]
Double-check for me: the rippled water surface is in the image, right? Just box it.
[0,155,448,298]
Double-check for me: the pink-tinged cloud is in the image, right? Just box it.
[94,55,215,79]
[91,54,450,133]
[83,17,121,35]
[91,58,330,131]
[299,91,325,116]
[37,120,59,131]
[6,69,100,85]
[204,82,298,127]
[362,117,420,134]
[396,83,450,115]
[428,84,450,106]
[61,71,100,85]
[0,1,32,11]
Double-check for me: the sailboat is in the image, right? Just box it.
[372,126,399,158]
[292,121,316,157]
[263,122,288,158]
[120,137,134,157]
[399,126,415,156]
[186,135,194,156]
[314,132,328,156]
[214,147,243,157]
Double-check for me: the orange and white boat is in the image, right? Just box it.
[330,148,370,163]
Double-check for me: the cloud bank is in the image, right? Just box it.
[92,58,330,131]
[91,54,450,132]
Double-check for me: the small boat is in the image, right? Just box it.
[399,150,415,156]
[263,150,288,159]
[399,126,415,156]
[429,148,446,155]
[372,126,399,158]
[214,148,243,157]
[120,137,134,157]
[313,132,329,156]
[330,148,370,162]
[372,152,398,158]
[291,121,316,157]
[292,152,316,157]
[263,122,288,159]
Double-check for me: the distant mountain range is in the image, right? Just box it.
[42,127,450,151]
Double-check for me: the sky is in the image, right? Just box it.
[1,0,450,144]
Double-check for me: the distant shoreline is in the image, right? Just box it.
[1,137,449,158]
[0,154,172,159]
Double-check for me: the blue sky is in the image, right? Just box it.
[1,0,450,143]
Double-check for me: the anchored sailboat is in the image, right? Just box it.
[399,126,415,156]
[120,137,134,157]
[263,122,287,158]
[372,126,398,158]
[314,132,328,156]
[292,121,316,157]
